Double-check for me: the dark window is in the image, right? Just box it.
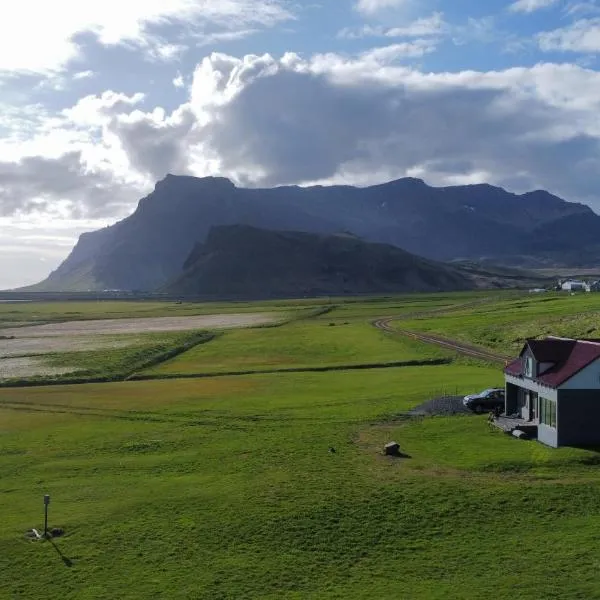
[540,397,556,428]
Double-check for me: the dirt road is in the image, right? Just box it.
[373,317,510,364]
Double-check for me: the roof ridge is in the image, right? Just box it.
[577,339,600,346]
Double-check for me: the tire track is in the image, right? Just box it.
[373,317,510,364]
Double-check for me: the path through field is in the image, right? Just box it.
[372,298,512,365]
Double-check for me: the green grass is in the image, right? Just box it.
[401,292,600,355]
[3,291,600,599]
[143,319,450,377]
[0,299,304,325]
[2,362,600,600]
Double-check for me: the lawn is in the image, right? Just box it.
[2,362,600,600]
[3,291,600,599]
[143,319,450,377]
[400,292,600,355]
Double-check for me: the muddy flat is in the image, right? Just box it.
[0,336,133,358]
[0,357,78,378]
[0,313,279,338]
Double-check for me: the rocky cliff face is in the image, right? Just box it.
[31,174,595,291]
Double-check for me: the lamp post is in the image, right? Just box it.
[43,494,50,538]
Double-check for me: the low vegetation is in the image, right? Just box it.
[400,292,600,355]
[0,331,214,386]
[142,319,449,378]
[2,291,600,599]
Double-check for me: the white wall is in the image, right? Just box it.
[560,357,600,390]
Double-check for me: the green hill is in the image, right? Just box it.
[164,225,476,299]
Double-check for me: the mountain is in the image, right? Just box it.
[164,225,477,298]
[31,174,596,292]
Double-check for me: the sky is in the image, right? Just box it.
[2,0,600,288]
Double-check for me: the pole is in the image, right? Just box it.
[43,494,50,538]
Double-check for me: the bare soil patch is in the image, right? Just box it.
[0,313,278,338]
[0,357,78,379]
[0,336,133,358]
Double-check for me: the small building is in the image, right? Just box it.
[504,337,600,447]
[560,280,590,292]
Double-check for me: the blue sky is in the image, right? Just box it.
[1,0,600,287]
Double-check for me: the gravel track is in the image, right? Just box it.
[373,318,510,364]
[408,395,471,416]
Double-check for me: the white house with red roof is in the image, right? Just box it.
[504,337,600,447]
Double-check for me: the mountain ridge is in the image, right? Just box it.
[29,174,596,292]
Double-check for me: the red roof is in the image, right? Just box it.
[504,337,600,388]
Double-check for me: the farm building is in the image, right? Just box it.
[559,280,590,292]
[504,337,600,448]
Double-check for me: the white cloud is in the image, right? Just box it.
[355,0,412,16]
[509,0,559,13]
[339,12,445,39]
[0,217,113,289]
[4,47,600,237]
[73,70,95,80]
[0,0,293,73]
[538,18,600,52]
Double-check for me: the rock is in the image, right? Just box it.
[512,430,529,440]
[384,442,400,456]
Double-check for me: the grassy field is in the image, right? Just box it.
[0,331,214,385]
[2,292,600,599]
[2,365,599,599]
[143,319,450,377]
[400,292,600,355]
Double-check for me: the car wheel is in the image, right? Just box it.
[474,405,484,414]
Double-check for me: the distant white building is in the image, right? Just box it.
[560,280,590,292]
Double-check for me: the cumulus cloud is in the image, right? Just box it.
[4,45,600,224]
[0,0,293,73]
[0,151,143,218]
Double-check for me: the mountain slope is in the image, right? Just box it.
[31,174,595,291]
[164,225,477,298]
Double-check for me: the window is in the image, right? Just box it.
[525,356,534,378]
[540,397,556,428]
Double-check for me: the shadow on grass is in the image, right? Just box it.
[49,539,73,568]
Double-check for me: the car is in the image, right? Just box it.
[463,388,505,413]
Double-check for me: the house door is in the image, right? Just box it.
[518,390,528,420]
[530,392,538,422]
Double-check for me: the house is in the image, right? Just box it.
[560,280,590,292]
[504,337,600,447]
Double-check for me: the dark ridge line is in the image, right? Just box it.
[128,358,452,382]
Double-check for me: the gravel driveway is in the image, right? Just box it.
[409,395,472,416]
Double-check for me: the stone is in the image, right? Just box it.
[512,430,529,440]
[384,441,400,456]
